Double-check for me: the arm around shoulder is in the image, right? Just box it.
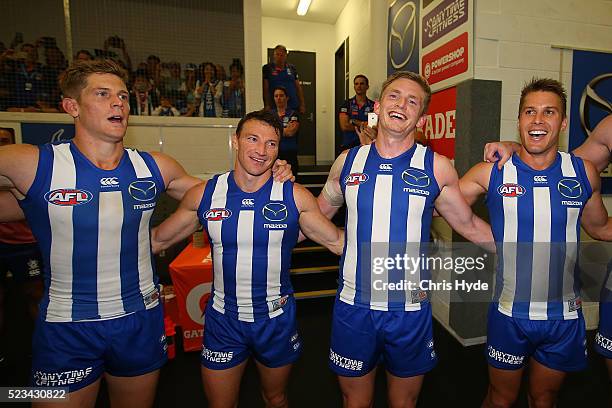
[580,160,612,241]
[295,183,344,255]
[150,151,202,201]
[151,181,207,253]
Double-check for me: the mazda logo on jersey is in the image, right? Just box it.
[263,203,288,222]
[128,180,157,202]
[205,208,232,221]
[558,179,582,199]
[497,183,526,197]
[344,173,369,186]
[401,169,430,188]
[45,189,93,206]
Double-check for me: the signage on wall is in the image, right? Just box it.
[387,0,473,91]
[568,49,612,193]
[418,86,456,159]
[387,0,421,75]
[21,123,75,145]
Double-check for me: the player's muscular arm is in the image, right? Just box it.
[580,160,612,241]
[483,141,521,169]
[573,115,612,172]
[295,184,345,255]
[151,182,206,254]
[317,151,348,219]
[0,144,38,198]
[151,152,202,201]
[433,154,495,251]
[458,162,493,206]
[0,191,25,222]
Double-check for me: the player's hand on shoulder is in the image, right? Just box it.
[272,159,295,182]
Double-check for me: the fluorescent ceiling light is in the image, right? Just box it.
[297,0,312,16]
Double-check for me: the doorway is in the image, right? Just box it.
[334,38,349,157]
[267,48,316,166]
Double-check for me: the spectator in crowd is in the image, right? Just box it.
[222,58,245,118]
[103,36,133,79]
[152,91,181,116]
[161,61,182,94]
[215,63,226,83]
[338,74,376,150]
[197,62,222,117]
[272,86,300,174]
[263,44,305,114]
[0,43,12,110]
[74,49,93,62]
[130,68,158,116]
[180,63,199,117]
[8,43,43,110]
[40,45,67,105]
[146,54,162,90]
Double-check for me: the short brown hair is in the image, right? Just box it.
[381,71,432,114]
[519,78,567,118]
[236,110,283,140]
[59,59,128,99]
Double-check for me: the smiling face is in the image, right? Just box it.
[375,78,427,139]
[64,73,130,142]
[518,91,567,156]
[232,119,280,177]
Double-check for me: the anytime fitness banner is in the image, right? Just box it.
[569,49,612,194]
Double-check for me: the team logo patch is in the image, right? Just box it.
[128,180,157,202]
[100,177,119,187]
[558,178,582,199]
[344,173,369,186]
[44,189,93,206]
[497,183,526,197]
[263,202,288,221]
[205,208,232,221]
[401,168,430,188]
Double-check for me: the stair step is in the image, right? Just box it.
[290,265,339,275]
[293,245,326,253]
[294,289,337,299]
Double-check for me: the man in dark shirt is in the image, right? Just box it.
[262,45,305,114]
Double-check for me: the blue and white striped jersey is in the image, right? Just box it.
[198,172,299,322]
[19,141,164,322]
[487,152,592,320]
[338,143,440,311]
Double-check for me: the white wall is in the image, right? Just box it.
[474,0,612,151]
[334,0,388,100]
[262,17,336,163]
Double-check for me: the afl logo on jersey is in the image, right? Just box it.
[45,189,93,206]
[205,208,232,221]
[402,168,430,188]
[557,179,582,199]
[263,202,288,222]
[128,180,157,202]
[344,173,369,186]
[497,183,526,197]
